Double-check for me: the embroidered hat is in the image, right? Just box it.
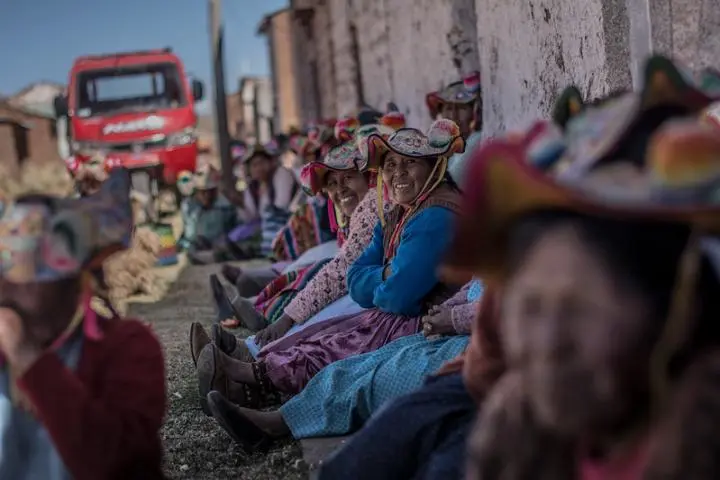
[355,123,396,165]
[426,72,481,119]
[380,104,406,130]
[300,142,367,196]
[0,168,133,284]
[366,119,466,170]
[442,54,720,284]
[334,116,360,143]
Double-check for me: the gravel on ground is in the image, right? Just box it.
[128,263,308,480]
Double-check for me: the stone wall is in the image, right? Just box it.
[348,0,480,128]
[476,0,633,135]
[280,0,720,136]
[645,0,720,77]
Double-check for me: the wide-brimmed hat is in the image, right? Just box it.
[442,55,720,284]
[426,72,481,119]
[380,103,406,130]
[334,116,360,143]
[355,123,396,165]
[300,142,366,196]
[0,168,133,284]
[367,119,466,170]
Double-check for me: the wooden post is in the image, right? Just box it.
[209,0,233,190]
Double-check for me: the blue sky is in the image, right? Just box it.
[0,0,288,97]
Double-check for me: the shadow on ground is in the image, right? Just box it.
[129,264,308,479]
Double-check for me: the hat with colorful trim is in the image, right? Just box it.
[367,118,465,171]
[300,142,366,196]
[380,103,406,130]
[442,54,720,285]
[0,168,133,284]
[426,72,481,119]
[334,116,360,143]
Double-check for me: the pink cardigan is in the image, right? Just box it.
[284,191,385,323]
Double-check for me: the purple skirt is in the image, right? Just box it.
[259,309,420,394]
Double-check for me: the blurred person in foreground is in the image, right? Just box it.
[0,168,166,480]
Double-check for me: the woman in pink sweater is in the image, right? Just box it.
[191,126,393,368]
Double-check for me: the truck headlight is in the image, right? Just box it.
[167,127,197,147]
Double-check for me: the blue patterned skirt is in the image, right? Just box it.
[280,333,469,438]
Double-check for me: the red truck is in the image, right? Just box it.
[54,48,204,195]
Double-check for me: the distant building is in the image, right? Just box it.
[0,82,65,176]
[257,8,302,133]
[237,76,273,144]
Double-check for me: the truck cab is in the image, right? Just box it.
[55,48,204,185]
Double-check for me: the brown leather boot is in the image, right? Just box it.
[197,344,266,415]
[211,324,255,362]
[189,322,211,367]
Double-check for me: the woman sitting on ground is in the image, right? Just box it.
[206,122,398,333]
[215,127,339,298]
[0,169,166,479]
[195,119,465,407]
[190,125,393,362]
[212,144,298,261]
[203,278,483,453]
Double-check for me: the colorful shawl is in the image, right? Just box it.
[271,199,335,261]
[253,258,333,324]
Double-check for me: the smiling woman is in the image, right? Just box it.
[194,120,467,428]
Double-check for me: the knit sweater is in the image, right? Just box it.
[284,190,387,323]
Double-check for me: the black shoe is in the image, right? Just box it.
[210,274,236,323]
[206,391,272,454]
[210,274,267,332]
[221,264,242,285]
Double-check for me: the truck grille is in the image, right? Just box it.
[106,135,167,153]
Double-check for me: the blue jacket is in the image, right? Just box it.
[347,206,456,317]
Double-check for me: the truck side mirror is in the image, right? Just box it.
[53,95,68,118]
[192,80,204,102]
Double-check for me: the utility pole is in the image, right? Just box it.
[208,0,233,191]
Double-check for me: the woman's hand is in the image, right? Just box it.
[421,306,456,337]
[255,315,295,347]
[0,308,42,376]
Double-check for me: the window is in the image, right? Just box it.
[76,63,185,116]
[13,124,29,165]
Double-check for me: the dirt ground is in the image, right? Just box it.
[128,263,308,480]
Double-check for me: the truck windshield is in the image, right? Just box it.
[75,62,185,117]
